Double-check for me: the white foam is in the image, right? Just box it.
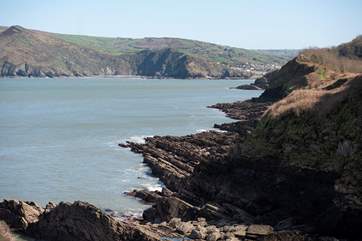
[211,128,227,133]
[112,208,146,221]
[141,182,163,192]
[196,128,227,133]
[196,129,208,133]
[125,135,153,144]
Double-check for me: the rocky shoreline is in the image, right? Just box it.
[0,97,333,241]
[2,35,362,240]
[117,70,362,241]
[0,94,352,241]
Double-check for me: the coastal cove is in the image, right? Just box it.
[0,77,262,216]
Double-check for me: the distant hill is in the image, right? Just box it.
[55,33,297,65]
[0,25,298,78]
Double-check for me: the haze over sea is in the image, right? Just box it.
[0,77,261,215]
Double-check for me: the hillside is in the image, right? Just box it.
[55,33,297,66]
[0,25,297,78]
[0,25,135,77]
[252,36,362,100]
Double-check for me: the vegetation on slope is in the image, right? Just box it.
[0,25,298,78]
[233,36,362,238]
[257,36,362,100]
[55,33,297,66]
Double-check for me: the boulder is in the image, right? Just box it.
[206,230,221,241]
[0,200,43,230]
[175,221,194,235]
[189,226,207,239]
[233,225,247,237]
[247,224,273,236]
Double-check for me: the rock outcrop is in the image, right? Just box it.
[0,200,182,241]
[0,200,43,231]
[1,199,336,241]
[27,201,162,241]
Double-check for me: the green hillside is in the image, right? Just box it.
[0,25,299,78]
[54,34,297,66]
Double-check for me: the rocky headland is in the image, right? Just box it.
[120,36,362,240]
[1,37,362,241]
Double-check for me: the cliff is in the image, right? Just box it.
[121,36,362,240]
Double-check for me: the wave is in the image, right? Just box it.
[140,182,163,192]
[106,135,154,150]
[196,128,226,133]
[105,208,145,220]
[125,135,153,144]
[196,129,208,133]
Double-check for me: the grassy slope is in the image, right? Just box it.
[0,25,299,78]
[0,25,298,67]
[238,39,362,233]
[245,35,362,168]
[54,33,297,66]
[258,36,362,101]
[0,26,134,76]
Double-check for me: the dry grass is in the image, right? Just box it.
[266,75,361,118]
[299,48,362,74]
[266,89,326,117]
[0,221,16,241]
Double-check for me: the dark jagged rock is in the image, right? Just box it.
[0,200,43,231]
[123,100,275,226]
[1,199,311,241]
[209,99,271,121]
[27,201,161,241]
[0,200,182,241]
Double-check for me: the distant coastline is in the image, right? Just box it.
[0,25,297,79]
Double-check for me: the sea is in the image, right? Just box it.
[0,77,262,216]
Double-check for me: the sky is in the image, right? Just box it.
[1,0,361,49]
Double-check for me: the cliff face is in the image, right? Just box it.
[0,26,134,77]
[130,48,246,79]
[235,37,362,238]
[238,75,362,237]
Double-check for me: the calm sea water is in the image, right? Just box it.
[0,77,262,215]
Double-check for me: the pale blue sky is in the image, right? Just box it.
[1,0,361,49]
